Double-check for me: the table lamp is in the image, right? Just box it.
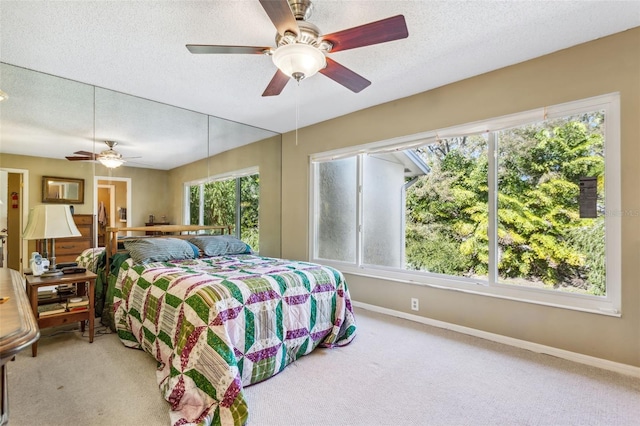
[23,204,81,277]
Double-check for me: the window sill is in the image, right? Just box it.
[322,261,621,318]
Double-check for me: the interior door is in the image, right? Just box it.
[0,170,24,271]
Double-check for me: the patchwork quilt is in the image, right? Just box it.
[113,254,357,426]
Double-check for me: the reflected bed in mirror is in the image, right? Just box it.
[42,176,84,204]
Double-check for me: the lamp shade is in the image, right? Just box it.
[272,43,326,80]
[22,205,81,240]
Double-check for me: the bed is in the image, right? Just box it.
[77,225,356,426]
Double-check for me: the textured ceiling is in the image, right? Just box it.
[0,0,638,169]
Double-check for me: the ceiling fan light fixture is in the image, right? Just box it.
[272,43,326,81]
[98,152,125,169]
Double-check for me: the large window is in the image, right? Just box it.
[186,168,259,252]
[311,94,620,314]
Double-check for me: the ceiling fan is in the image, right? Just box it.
[66,141,135,169]
[186,0,409,96]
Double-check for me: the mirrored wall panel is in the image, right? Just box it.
[0,61,281,248]
[1,62,279,172]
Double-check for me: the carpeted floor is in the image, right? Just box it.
[7,307,640,425]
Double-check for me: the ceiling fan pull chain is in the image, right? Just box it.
[295,81,300,146]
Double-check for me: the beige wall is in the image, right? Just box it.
[0,153,170,262]
[168,135,282,258]
[0,154,170,221]
[1,154,95,213]
[280,28,640,367]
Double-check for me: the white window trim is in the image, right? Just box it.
[309,93,621,317]
[184,166,259,188]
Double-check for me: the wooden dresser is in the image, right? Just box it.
[37,214,95,264]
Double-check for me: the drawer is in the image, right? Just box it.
[55,239,91,256]
[74,215,94,225]
[75,224,92,237]
[55,253,83,264]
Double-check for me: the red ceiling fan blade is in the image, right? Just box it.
[259,0,299,36]
[186,45,271,55]
[320,57,371,93]
[66,156,93,161]
[321,15,408,53]
[262,69,290,97]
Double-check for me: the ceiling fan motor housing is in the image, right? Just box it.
[276,21,326,49]
[100,141,123,160]
[288,0,314,21]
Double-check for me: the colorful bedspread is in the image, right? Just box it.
[113,254,356,426]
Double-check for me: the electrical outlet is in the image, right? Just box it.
[411,297,419,311]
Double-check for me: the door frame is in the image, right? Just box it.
[94,176,132,238]
[0,167,30,271]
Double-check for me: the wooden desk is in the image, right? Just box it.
[25,270,96,357]
[0,268,40,426]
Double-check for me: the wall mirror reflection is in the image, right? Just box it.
[1,61,281,267]
[42,176,85,204]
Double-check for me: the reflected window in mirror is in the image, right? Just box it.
[187,168,259,252]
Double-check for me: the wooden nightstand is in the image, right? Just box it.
[25,270,96,357]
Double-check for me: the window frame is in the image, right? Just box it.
[309,93,621,316]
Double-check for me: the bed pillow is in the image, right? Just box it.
[188,235,252,257]
[186,241,200,258]
[123,238,197,264]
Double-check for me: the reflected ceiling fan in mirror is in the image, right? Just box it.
[187,0,408,96]
[65,141,138,169]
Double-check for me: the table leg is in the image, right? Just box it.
[78,281,86,332]
[27,285,38,357]
[88,280,95,343]
[1,362,8,424]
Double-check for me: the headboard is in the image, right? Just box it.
[104,224,233,271]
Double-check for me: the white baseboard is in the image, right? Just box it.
[353,301,640,378]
